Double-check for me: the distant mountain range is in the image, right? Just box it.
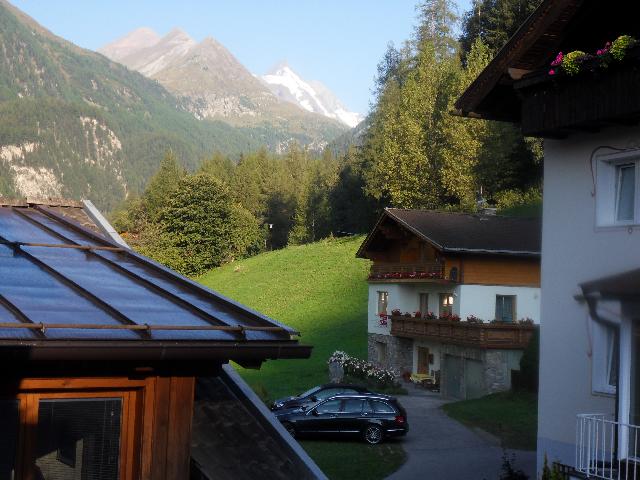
[100,28,363,128]
[0,1,353,210]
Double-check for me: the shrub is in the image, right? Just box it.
[328,351,400,389]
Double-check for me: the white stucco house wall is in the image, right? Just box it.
[455,1,640,476]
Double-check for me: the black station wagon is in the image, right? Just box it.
[274,393,408,444]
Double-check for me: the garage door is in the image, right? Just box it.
[443,355,463,399]
[464,359,485,399]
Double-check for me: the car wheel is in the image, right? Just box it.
[363,424,383,444]
[283,422,296,438]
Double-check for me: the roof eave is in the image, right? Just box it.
[0,341,313,363]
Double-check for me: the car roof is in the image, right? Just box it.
[324,393,394,402]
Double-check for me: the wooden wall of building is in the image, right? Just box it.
[446,256,540,287]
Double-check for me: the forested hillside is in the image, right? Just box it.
[0,0,344,210]
[113,0,544,277]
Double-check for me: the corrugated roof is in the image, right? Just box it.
[358,208,541,257]
[0,202,309,361]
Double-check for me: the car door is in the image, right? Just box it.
[337,398,365,434]
[301,399,342,434]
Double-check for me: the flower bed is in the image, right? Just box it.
[328,351,401,391]
[368,271,443,280]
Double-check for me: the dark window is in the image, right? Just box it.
[0,400,19,480]
[419,293,429,315]
[316,400,342,414]
[341,399,364,414]
[496,295,516,322]
[36,398,122,480]
[370,401,395,414]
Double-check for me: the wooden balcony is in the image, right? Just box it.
[515,47,640,138]
[390,316,535,349]
[368,262,451,283]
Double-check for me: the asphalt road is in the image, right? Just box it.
[386,386,536,480]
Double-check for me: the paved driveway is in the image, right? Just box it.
[386,386,536,480]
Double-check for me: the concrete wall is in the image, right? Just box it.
[538,126,640,471]
[457,284,540,323]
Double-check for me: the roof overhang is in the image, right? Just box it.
[455,0,582,121]
[580,268,640,326]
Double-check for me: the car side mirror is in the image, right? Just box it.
[310,395,318,402]
[311,409,319,416]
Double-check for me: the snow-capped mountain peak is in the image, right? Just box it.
[261,62,363,128]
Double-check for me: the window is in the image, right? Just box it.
[439,293,453,316]
[596,152,640,226]
[616,163,636,221]
[370,400,395,414]
[377,291,389,315]
[341,399,364,414]
[316,399,342,414]
[593,322,619,395]
[419,293,429,315]
[36,398,122,479]
[496,295,516,322]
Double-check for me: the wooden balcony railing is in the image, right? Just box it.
[369,263,447,281]
[390,316,534,349]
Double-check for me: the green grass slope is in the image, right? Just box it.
[197,236,370,400]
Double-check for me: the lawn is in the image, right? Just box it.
[197,235,371,400]
[442,390,538,450]
[301,440,406,480]
[197,236,407,479]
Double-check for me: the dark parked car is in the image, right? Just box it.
[274,393,408,444]
[270,383,371,411]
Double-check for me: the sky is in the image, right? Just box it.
[10,0,472,115]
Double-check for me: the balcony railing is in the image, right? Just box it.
[576,414,640,480]
[368,263,447,281]
[390,316,534,349]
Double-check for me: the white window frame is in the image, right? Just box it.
[596,151,640,227]
[592,321,618,396]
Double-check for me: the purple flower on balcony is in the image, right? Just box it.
[549,69,556,75]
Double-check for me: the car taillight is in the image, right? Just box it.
[395,415,405,424]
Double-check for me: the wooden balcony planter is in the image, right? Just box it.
[390,315,535,350]
[515,46,640,137]
[368,263,450,282]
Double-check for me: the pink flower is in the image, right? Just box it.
[549,69,556,75]
[550,52,563,67]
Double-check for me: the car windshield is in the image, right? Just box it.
[298,386,322,398]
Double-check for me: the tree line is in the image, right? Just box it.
[111,0,543,276]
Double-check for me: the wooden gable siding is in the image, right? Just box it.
[370,236,439,264]
[450,256,540,286]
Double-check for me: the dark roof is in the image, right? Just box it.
[191,371,321,480]
[581,268,640,300]
[455,0,639,122]
[358,208,541,258]
[0,201,310,363]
